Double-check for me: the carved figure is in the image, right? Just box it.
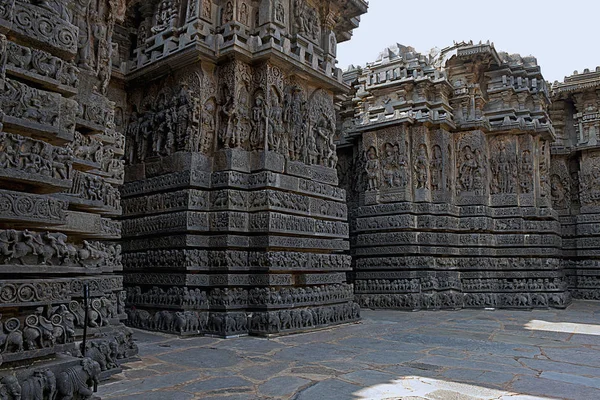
[293,0,320,40]
[83,340,117,371]
[414,144,429,189]
[173,312,187,333]
[314,117,332,166]
[56,358,101,400]
[23,313,57,350]
[458,145,478,192]
[381,143,399,188]
[0,317,24,354]
[430,145,443,190]
[222,1,234,24]
[174,84,192,150]
[551,174,569,209]
[202,0,211,19]
[152,0,178,33]
[70,0,94,69]
[199,98,216,153]
[21,368,56,400]
[267,94,284,153]
[539,141,550,198]
[7,42,32,68]
[306,133,318,165]
[0,376,21,400]
[250,93,266,150]
[239,2,248,25]
[275,1,285,23]
[490,139,516,194]
[519,149,533,193]
[222,94,242,148]
[365,147,379,190]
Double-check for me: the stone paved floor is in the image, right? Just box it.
[98,301,600,399]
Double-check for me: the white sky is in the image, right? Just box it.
[337,0,599,83]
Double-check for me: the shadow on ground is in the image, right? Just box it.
[97,300,600,399]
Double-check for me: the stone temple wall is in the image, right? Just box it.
[3,0,600,395]
[337,43,570,310]
[118,0,367,337]
[550,68,600,300]
[0,0,137,397]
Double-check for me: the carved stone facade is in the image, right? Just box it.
[338,43,569,310]
[118,0,367,337]
[0,0,136,396]
[8,0,600,393]
[551,68,600,300]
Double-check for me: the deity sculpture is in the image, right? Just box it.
[222,1,234,24]
[519,149,533,194]
[430,145,443,191]
[458,146,478,192]
[250,93,266,150]
[365,146,380,191]
[414,144,429,189]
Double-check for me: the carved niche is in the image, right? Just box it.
[125,65,218,163]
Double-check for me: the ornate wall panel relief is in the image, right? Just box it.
[120,0,367,337]
[0,0,135,391]
[339,42,566,311]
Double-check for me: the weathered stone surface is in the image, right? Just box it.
[95,302,600,399]
[118,0,367,337]
[551,68,600,301]
[337,42,569,310]
[9,0,600,395]
[0,0,136,395]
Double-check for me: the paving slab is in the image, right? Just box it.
[510,376,600,399]
[99,370,202,398]
[518,357,600,377]
[109,391,195,400]
[180,376,254,394]
[258,376,311,397]
[340,369,399,386]
[239,361,290,381]
[156,347,242,369]
[293,378,362,400]
[352,350,421,365]
[97,300,600,399]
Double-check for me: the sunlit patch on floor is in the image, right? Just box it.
[353,375,552,400]
[525,320,600,336]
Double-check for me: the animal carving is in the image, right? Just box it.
[0,375,22,399]
[56,358,101,400]
[82,340,116,371]
[173,312,186,334]
[21,368,56,400]
[0,317,24,353]
[68,299,104,328]
[23,314,56,350]
[7,43,32,68]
